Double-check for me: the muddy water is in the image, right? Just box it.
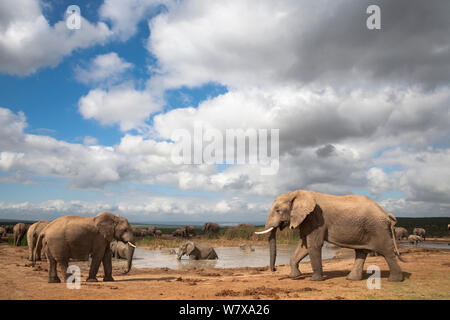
[130,240,450,270]
[132,243,341,270]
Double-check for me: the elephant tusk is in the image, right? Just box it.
[127,242,136,248]
[254,227,274,235]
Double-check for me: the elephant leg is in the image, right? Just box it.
[86,254,103,282]
[346,249,368,280]
[59,260,70,282]
[102,247,114,282]
[47,255,61,283]
[308,246,324,281]
[381,250,403,282]
[288,238,308,278]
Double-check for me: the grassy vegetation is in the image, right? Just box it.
[7,234,27,246]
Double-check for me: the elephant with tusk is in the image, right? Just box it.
[256,190,404,282]
[33,212,135,283]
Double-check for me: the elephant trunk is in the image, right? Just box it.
[269,228,277,271]
[125,242,135,273]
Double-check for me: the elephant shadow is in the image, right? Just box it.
[287,270,412,281]
[115,276,178,282]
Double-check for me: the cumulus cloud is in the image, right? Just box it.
[147,0,450,90]
[78,85,160,131]
[0,0,112,75]
[74,52,133,86]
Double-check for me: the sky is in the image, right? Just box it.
[0,0,449,224]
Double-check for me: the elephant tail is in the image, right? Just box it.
[32,231,44,267]
[387,213,405,262]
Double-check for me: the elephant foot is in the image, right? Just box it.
[388,273,403,282]
[310,273,324,281]
[288,269,302,279]
[103,276,115,282]
[86,277,98,282]
[48,277,61,283]
[346,272,363,281]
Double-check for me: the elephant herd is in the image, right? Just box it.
[1,190,444,285]
[394,226,428,246]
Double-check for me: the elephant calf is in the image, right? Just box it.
[408,235,423,246]
[177,241,218,260]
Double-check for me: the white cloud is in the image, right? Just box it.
[78,85,160,131]
[0,0,112,75]
[74,52,133,86]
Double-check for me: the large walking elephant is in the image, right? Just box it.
[13,223,28,246]
[27,220,50,261]
[33,212,135,283]
[394,227,408,240]
[413,227,426,240]
[177,241,218,260]
[203,222,220,234]
[255,190,404,282]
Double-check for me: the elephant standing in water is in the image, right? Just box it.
[13,223,28,246]
[27,220,49,261]
[33,212,135,283]
[177,241,218,260]
[408,235,423,246]
[413,227,426,240]
[256,190,404,282]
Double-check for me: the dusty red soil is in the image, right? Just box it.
[0,243,449,300]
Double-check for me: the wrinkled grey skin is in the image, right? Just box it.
[177,241,218,260]
[110,240,135,264]
[257,190,404,282]
[33,212,135,283]
[394,227,408,240]
[13,223,28,246]
[203,222,220,234]
[27,221,49,261]
[413,227,426,240]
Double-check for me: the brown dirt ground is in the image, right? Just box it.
[0,243,449,300]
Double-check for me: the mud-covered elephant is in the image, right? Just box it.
[110,240,135,261]
[27,220,49,261]
[33,212,135,283]
[0,226,6,237]
[177,241,218,260]
[203,222,220,234]
[13,223,28,246]
[413,227,426,240]
[394,227,408,240]
[255,190,404,282]
[408,235,423,246]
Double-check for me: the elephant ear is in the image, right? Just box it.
[94,212,118,242]
[185,242,195,255]
[289,191,316,229]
